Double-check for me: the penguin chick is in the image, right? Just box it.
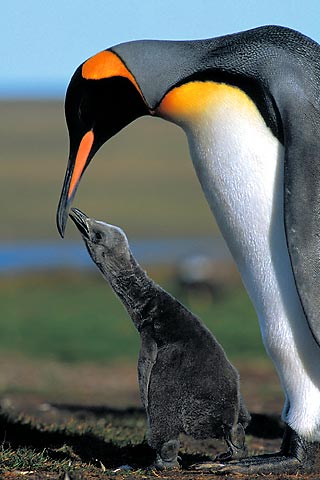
[69,207,250,470]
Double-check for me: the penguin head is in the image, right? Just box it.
[57,29,291,237]
[69,207,131,266]
[57,50,148,237]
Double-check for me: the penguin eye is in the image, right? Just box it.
[94,231,104,242]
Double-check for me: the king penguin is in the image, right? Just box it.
[69,207,250,470]
[57,25,320,474]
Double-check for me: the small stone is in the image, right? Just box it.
[112,465,133,473]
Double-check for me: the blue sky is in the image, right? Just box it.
[2,0,320,97]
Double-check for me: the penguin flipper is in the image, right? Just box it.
[138,326,157,409]
[279,78,320,345]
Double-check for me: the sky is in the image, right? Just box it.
[1,0,320,97]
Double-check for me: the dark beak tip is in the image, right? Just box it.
[56,211,67,238]
[70,207,84,216]
[56,185,72,239]
[68,207,90,238]
[69,207,87,222]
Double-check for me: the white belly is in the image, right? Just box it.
[186,102,288,335]
[186,101,320,439]
[157,81,320,439]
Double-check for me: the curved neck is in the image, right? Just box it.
[97,251,159,330]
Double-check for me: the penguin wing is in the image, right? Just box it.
[138,327,157,409]
[276,73,320,345]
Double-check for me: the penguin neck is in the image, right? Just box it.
[97,251,157,330]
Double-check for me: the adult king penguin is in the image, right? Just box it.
[57,25,320,474]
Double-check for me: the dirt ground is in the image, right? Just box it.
[0,354,283,412]
[0,355,318,479]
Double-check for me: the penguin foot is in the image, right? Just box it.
[192,452,301,474]
[208,422,248,463]
[192,425,320,474]
[152,439,181,471]
[191,423,248,470]
[151,456,181,471]
[222,422,248,460]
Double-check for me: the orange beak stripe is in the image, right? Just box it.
[68,130,94,199]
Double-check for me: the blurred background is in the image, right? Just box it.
[0,0,319,413]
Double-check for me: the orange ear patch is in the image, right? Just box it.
[157,81,257,123]
[82,50,142,97]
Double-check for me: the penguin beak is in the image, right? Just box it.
[69,207,90,238]
[56,130,94,237]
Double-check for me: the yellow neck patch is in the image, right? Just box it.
[157,81,257,124]
[82,50,143,98]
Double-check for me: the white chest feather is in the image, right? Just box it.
[187,100,283,289]
[157,81,320,439]
[159,81,289,321]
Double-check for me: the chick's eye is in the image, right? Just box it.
[94,232,103,242]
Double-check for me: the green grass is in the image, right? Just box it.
[0,398,283,479]
[0,409,149,477]
[0,271,267,364]
[0,268,274,479]
[0,446,70,473]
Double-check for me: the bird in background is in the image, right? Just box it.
[57,25,320,474]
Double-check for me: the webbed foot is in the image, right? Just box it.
[221,422,248,461]
[192,425,320,474]
[192,423,247,470]
[152,439,181,470]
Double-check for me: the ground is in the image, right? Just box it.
[1,354,317,480]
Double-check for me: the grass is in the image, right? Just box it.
[0,271,267,364]
[0,446,70,473]
[0,405,285,480]
[0,272,278,479]
[0,408,152,478]
[0,270,278,472]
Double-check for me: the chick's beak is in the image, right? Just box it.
[69,207,90,238]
